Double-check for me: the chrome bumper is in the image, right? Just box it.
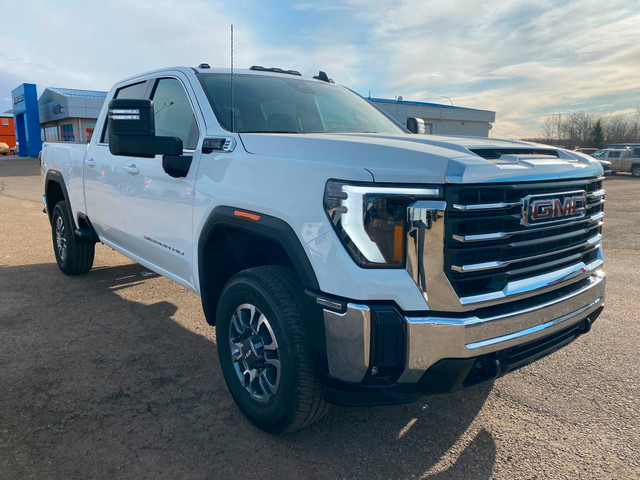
[323,270,605,384]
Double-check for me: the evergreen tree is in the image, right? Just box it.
[591,120,604,149]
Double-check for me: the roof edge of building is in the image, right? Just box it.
[369,97,493,114]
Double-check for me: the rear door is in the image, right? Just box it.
[607,151,623,172]
[620,151,632,172]
[84,80,151,246]
[117,75,202,286]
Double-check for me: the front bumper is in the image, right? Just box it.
[319,269,605,406]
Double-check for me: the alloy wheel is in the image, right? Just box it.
[55,215,67,263]
[228,303,281,403]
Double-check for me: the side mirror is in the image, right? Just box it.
[406,117,425,134]
[108,99,182,157]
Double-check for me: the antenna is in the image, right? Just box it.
[230,24,234,133]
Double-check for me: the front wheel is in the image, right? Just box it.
[631,165,640,177]
[215,266,327,433]
[51,201,95,275]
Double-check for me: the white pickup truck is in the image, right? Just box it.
[41,65,606,433]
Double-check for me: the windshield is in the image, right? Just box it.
[197,73,405,134]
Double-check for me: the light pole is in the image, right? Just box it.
[440,96,453,106]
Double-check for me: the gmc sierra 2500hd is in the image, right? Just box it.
[41,65,606,433]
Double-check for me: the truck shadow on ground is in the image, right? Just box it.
[0,261,495,480]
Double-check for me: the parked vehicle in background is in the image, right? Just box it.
[40,65,607,433]
[0,142,9,155]
[575,147,598,156]
[593,148,640,177]
[9,143,19,155]
[596,159,613,175]
[607,144,640,156]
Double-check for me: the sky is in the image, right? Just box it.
[1,0,638,138]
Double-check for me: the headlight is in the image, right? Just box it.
[324,180,441,268]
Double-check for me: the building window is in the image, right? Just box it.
[85,123,96,143]
[61,123,75,142]
[41,126,60,142]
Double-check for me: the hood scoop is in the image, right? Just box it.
[470,148,559,160]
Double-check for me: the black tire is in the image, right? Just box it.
[215,265,328,433]
[51,201,95,275]
[631,164,640,178]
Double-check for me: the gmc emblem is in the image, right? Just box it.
[522,191,587,226]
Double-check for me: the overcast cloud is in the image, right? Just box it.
[1,0,638,138]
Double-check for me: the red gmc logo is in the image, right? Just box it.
[523,191,587,225]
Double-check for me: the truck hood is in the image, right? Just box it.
[239,133,602,183]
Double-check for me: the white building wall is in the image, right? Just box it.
[433,120,490,136]
[372,100,495,137]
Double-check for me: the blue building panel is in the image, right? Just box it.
[11,83,42,157]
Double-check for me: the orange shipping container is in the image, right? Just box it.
[0,116,17,149]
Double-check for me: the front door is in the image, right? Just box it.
[117,76,202,287]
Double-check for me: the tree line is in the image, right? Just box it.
[522,110,640,149]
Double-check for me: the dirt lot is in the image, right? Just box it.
[1,157,638,479]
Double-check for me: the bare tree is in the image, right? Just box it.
[538,110,640,147]
[564,112,596,147]
[604,115,634,144]
[541,114,564,142]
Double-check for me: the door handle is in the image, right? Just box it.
[85,158,96,167]
[123,165,139,175]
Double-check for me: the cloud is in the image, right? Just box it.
[323,0,640,138]
[292,3,351,12]
[602,108,639,118]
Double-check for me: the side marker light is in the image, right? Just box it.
[234,210,261,221]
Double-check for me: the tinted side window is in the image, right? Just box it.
[101,81,148,143]
[115,82,148,99]
[151,78,198,150]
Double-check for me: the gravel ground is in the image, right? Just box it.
[1,157,638,479]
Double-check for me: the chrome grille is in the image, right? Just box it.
[443,178,605,300]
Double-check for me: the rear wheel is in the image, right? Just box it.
[51,201,95,275]
[216,266,327,433]
[631,164,640,177]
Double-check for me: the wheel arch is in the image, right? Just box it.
[44,170,75,228]
[197,206,320,326]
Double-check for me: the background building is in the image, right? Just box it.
[5,84,107,156]
[38,88,107,143]
[0,115,16,150]
[371,98,496,137]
